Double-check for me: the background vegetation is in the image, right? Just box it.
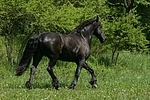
[0,0,150,99]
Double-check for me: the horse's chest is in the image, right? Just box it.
[80,43,90,57]
[59,37,90,61]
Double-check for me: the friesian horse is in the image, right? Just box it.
[16,16,106,90]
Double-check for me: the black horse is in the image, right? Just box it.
[16,16,106,90]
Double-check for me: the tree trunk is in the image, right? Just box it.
[4,34,14,67]
[108,0,134,13]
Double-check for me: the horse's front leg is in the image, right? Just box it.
[47,60,60,90]
[83,62,98,88]
[69,60,83,89]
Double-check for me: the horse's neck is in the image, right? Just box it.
[69,24,94,44]
[80,26,94,45]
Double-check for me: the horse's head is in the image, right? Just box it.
[93,16,106,43]
[73,16,106,43]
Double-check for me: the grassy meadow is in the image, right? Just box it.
[0,52,150,100]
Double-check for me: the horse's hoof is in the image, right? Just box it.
[52,81,61,90]
[56,87,61,90]
[89,80,98,88]
[25,81,33,89]
[54,84,61,90]
[92,83,98,88]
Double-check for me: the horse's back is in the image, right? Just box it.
[38,32,63,59]
[39,32,60,41]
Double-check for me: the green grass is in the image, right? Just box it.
[0,52,150,100]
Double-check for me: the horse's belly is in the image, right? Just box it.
[59,52,77,62]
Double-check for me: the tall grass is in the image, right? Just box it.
[0,51,150,100]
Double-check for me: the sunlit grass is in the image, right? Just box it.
[0,52,150,100]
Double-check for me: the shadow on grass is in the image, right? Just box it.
[2,82,53,90]
[30,82,70,89]
[32,82,53,89]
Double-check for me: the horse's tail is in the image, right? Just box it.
[16,34,39,76]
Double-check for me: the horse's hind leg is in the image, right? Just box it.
[25,51,43,89]
[25,65,36,89]
[83,62,98,88]
[47,57,60,90]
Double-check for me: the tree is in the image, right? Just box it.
[105,14,147,64]
[105,0,148,65]
[108,0,134,13]
[0,1,37,67]
[135,0,150,48]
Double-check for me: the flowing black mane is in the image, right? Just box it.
[72,16,97,33]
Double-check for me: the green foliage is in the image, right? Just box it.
[23,0,98,34]
[41,3,95,33]
[0,0,149,67]
[135,1,150,42]
[104,0,149,64]
[106,14,147,51]
[0,0,40,66]
[106,13,148,63]
[136,0,150,5]
[0,0,36,36]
